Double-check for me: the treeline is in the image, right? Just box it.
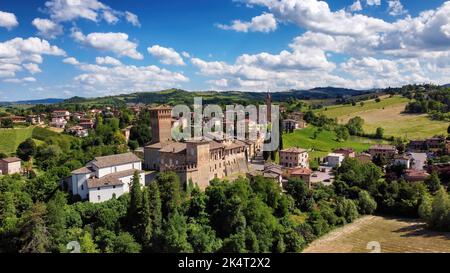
[403,85,450,121]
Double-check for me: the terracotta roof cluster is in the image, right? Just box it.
[291,167,312,176]
[92,152,141,168]
[0,157,21,163]
[87,169,144,189]
[370,144,396,150]
[281,147,307,154]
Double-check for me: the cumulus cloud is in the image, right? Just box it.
[0,37,65,79]
[0,11,19,30]
[62,56,189,95]
[241,0,392,37]
[96,56,122,66]
[217,13,277,33]
[388,0,408,16]
[32,18,64,39]
[125,11,140,27]
[349,1,363,12]
[43,0,140,26]
[366,0,381,6]
[3,77,37,84]
[148,45,185,66]
[63,57,80,65]
[23,63,42,74]
[71,29,143,60]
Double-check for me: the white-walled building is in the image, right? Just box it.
[327,153,345,168]
[70,152,145,203]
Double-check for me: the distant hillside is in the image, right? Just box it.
[61,87,373,107]
[0,98,64,106]
[442,84,450,88]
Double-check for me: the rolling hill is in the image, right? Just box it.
[60,87,373,107]
[315,95,449,139]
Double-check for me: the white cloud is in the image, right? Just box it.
[0,37,65,79]
[63,57,189,95]
[102,10,119,24]
[241,0,392,37]
[3,77,37,84]
[388,0,408,16]
[32,18,64,39]
[148,45,185,66]
[125,11,140,27]
[0,11,19,30]
[217,13,277,33]
[71,29,143,60]
[63,57,80,65]
[43,0,140,27]
[96,56,122,66]
[23,63,42,74]
[349,1,363,12]
[366,0,381,6]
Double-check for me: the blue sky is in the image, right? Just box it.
[0,0,449,101]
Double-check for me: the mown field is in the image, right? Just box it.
[283,126,384,161]
[303,216,450,253]
[0,127,35,155]
[0,126,73,155]
[315,96,449,139]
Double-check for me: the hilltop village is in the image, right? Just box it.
[1,85,450,253]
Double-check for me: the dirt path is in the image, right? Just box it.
[303,215,450,253]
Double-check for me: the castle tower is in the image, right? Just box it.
[149,106,173,144]
[265,91,272,123]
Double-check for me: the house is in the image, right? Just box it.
[67,126,88,137]
[286,167,312,187]
[327,153,345,168]
[79,118,94,129]
[408,137,445,151]
[249,163,283,186]
[403,169,430,183]
[52,110,70,120]
[355,153,372,164]
[70,152,145,203]
[50,117,67,129]
[72,112,86,120]
[0,157,21,175]
[333,148,356,158]
[369,144,397,158]
[1,115,27,124]
[393,154,412,169]
[279,147,309,168]
[26,115,43,125]
[282,119,299,132]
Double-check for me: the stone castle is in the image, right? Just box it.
[144,105,264,189]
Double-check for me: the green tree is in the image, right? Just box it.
[357,190,377,215]
[336,198,359,224]
[127,171,143,232]
[335,126,349,141]
[346,117,365,136]
[285,178,310,211]
[156,172,183,218]
[418,192,433,222]
[19,203,50,253]
[428,187,450,231]
[148,182,163,235]
[425,171,441,194]
[161,211,193,253]
[46,191,68,250]
[112,232,142,253]
[16,138,36,161]
[375,127,384,139]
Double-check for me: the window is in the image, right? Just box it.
[97,187,100,190]
[81,185,84,190]
[113,185,116,189]
[97,195,101,201]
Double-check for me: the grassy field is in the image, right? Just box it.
[315,96,449,139]
[283,126,384,161]
[303,216,450,253]
[0,127,35,154]
[0,126,73,155]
